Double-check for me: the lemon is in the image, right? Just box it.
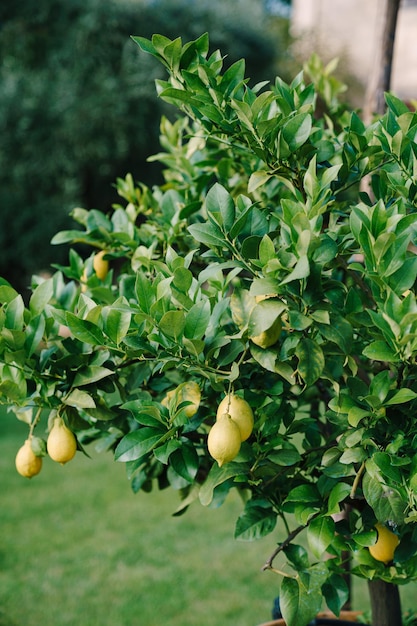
[161,389,175,407]
[93,250,109,280]
[162,381,201,418]
[47,417,77,465]
[208,413,241,467]
[216,393,254,441]
[15,438,43,478]
[179,381,201,418]
[250,317,282,349]
[80,267,88,293]
[369,522,400,564]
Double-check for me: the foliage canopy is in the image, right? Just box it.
[2,32,417,626]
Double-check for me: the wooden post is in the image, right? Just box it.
[363,0,402,121]
[368,579,402,626]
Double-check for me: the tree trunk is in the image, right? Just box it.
[368,579,402,626]
[363,0,402,121]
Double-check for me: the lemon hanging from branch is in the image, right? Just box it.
[369,523,400,564]
[208,413,241,467]
[47,416,77,465]
[15,438,43,478]
[216,394,254,441]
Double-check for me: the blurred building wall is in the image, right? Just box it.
[291,0,417,101]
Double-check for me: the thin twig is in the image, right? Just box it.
[262,522,309,571]
[350,460,366,500]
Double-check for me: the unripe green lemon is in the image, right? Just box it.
[15,439,43,478]
[216,394,254,441]
[208,413,241,467]
[250,317,282,349]
[369,523,399,564]
[47,417,77,465]
[93,250,109,280]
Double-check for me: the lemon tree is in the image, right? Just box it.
[2,33,417,626]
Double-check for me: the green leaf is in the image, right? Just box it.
[135,272,155,314]
[248,170,271,193]
[0,285,19,304]
[29,278,53,316]
[159,310,185,340]
[25,315,45,357]
[5,295,25,330]
[318,315,353,354]
[248,298,286,336]
[206,183,235,231]
[295,338,325,386]
[102,303,131,345]
[73,366,114,387]
[362,471,406,524]
[184,300,211,340]
[327,482,351,515]
[199,461,248,506]
[280,567,325,626]
[280,255,310,285]
[63,389,96,410]
[234,499,277,541]
[282,113,312,152]
[114,427,166,462]
[307,516,335,559]
[188,222,227,249]
[269,448,301,466]
[385,387,417,405]
[362,340,399,362]
[322,574,349,617]
[170,444,199,483]
[65,313,106,346]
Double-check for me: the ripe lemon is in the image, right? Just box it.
[216,394,254,441]
[369,523,400,564]
[179,381,201,418]
[208,413,241,467]
[47,417,77,465]
[80,267,88,293]
[250,317,282,349]
[93,250,109,280]
[15,439,43,478]
[161,389,175,407]
[161,381,201,418]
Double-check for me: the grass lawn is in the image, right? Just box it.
[0,409,278,626]
[1,408,417,625]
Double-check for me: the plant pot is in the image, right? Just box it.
[257,610,365,626]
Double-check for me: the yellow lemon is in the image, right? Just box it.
[250,317,282,349]
[255,293,278,303]
[47,417,77,465]
[80,267,88,293]
[216,394,254,441]
[179,381,201,418]
[162,382,201,418]
[369,523,399,564]
[208,413,241,467]
[15,439,43,478]
[93,250,109,280]
[161,389,175,407]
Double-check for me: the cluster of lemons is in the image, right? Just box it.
[15,416,78,478]
[161,382,253,468]
[207,394,254,467]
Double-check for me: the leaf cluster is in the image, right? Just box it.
[2,33,417,626]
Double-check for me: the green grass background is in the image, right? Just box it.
[1,408,417,626]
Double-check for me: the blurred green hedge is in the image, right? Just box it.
[0,0,292,291]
